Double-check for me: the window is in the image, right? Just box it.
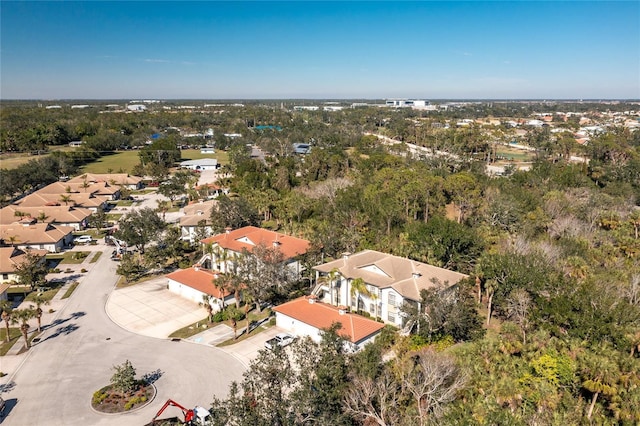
[369,303,375,314]
[388,293,396,306]
[388,312,396,323]
[2,274,8,280]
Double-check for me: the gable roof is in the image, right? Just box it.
[13,192,108,209]
[67,173,142,186]
[0,247,48,274]
[0,205,92,225]
[273,296,384,344]
[166,267,231,299]
[181,200,216,227]
[201,226,310,260]
[313,250,468,302]
[0,222,74,245]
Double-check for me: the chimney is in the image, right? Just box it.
[412,272,422,279]
[225,227,232,234]
[337,305,347,315]
[308,295,316,304]
[342,252,351,260]
[194,264,200,271]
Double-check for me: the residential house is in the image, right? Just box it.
[0,219,75,252]
[35,180,120,201]
[0,205,92,231]
[199,226,311,276]
[166,266,235,310]
[195,183,229,199]
[67,173,143,190]
[0,246,49,285]
[273,296,384,351]
[179,200,216,243]
[179,159,219,171]
[313,250,468,327]
[13,192,109,212]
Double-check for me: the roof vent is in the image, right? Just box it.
[225,227,232,234]
[412,272,422,279]
[342,252,351,260]
[337,305,348,315]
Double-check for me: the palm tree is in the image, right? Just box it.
[202,294,214,322]
[349,277,371,313]
[13,307,36,349]
[30,293,50,332]
[59,194,74,206]
[156,200,170,221]
[36,212,49,223]
[317,268,340,305]
[0,301,14,343]
[243,293,253,336]
[6,235,19,247]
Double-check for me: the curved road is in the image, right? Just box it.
[1,246,245,425]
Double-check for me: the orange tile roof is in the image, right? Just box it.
[0,247,48,274]
[166,267,231,299]
[201,226,310,260]
[273,296,384,343]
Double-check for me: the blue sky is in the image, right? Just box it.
[1,1,638,99]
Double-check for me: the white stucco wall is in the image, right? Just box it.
[275,313,323,343]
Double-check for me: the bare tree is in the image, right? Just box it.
[398,348,467,425]
[344,369,401,426]
[506,288,532,344]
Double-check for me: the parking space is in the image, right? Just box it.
[106,276,208,338]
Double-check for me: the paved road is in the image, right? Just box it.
[0,243,245,426]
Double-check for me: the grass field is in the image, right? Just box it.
[0,145,75,169]
[1,147,229,173]
[495,146,536,162]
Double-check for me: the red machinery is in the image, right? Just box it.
[149,399,195,425]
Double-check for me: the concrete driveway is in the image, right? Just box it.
[106,277,208,339]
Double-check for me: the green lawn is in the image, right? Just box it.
[168,317,211,339]
[62,281,80,299]
[47,251,91,264]
[0,145,75,170]
[80,151,141,174]
[0,327,23,356]
[25,287,59,303]
[79,149,229,175]
[179,149,229,165]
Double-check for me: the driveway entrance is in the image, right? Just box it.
[106,276,207,338]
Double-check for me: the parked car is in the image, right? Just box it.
[264,333,296,349]
[73,235,94,245]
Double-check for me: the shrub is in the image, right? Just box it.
[269,317,276,326]
[212,310,226,323]
[92,390,107,405]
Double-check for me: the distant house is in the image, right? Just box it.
[200,147,215,154]
[179,159,219,171]
[313,250,468,327]
[68,141,84,148]
[67,173,143,190]
[273,296,384,351]
[179,200,216,243]
[292,143,312,155]
[166,266,235,310]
